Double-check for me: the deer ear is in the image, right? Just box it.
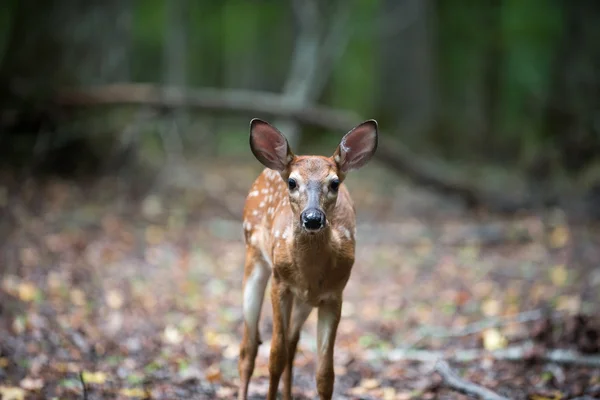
[249,119,294,171]
[333,120,378,173]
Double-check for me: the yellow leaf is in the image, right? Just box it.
[481,299,501,317]
[530,392,563,400]
[482,328,507,351]
[550,265,568,286]
[70,289,86,306]
[119,388,147,398]
[0,386,26,400]
[105,290,124,309]
[360,378,380,390]
[0,358,8,368]
[549,226,569,248]
[19,377,43,391]
[382,387,396,400]
[81,371,107,384]
[18,282,37,303]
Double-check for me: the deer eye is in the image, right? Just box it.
[330,178,340,192]
[288,178,297,190]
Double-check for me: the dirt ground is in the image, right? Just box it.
[1,160,599,399]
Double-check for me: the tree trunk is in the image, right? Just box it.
[0,0,133,175]
[377,0,436,145]
[1,0,132,101]
[541,0,600,176]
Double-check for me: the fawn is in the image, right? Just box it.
[238,118,378,400]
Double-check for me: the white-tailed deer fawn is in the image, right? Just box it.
[238,118,378,400]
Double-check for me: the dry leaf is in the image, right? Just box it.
[482,328,507,351]
[550,265,568,286]
[18,282,37,303]
[360,378,380,390]
[205,364,222,383]
[163,325,183,345]
[481,299,501,317]
[0,386,26,400]
[216,387,236,398]
[70,289,86,306]
[106,289,124,309]
[81,371,107,384]
[19,377,43,391]
[382,387,396,400]
[549,226,569,248]
[119,388,148,398]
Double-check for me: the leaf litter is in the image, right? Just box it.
[0,161,599,399]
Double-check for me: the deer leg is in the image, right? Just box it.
[267,278,292,400]
[283,297,313,400]
[316,300,342,400]
[238,251,270,400]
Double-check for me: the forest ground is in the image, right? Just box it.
[1,158,599,400]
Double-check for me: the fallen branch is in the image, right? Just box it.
[386,342,600,368]
[55,83,533,214]
[435,359,510,400]
[417,309,552,340]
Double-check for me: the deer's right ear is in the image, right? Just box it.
[249,119,294,171]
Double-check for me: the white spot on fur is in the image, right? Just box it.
[261,188,268,194]
[252,210,258,216]
[259,201,265,208]
[249,190,259,197]
[340,227,351,239]
[274,230,280,238]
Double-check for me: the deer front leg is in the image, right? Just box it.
[283,297,313,400]
[316,300,342,400]
[267,278,292,400]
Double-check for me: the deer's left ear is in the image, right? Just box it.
[333,120,378,173]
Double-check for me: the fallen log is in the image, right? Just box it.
[55,83,534,214]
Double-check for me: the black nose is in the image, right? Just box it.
[301,209,326,231]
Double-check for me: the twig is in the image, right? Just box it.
[386,342,600,367]
[435,359,510,400]
[417,309,552,340]
[79,371,89,400]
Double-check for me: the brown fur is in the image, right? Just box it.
[239,157,356,400]
[239,119,377,400]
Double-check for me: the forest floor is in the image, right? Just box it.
[0,159,599,400]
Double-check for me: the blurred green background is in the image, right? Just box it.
[1,0,598,203]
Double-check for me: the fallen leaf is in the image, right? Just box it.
[216,387,236,398]
[530,391,563,400]
[19,377,43,391]
[106,289,124,309]
[205,364,222,383]
[81,371,107,384]
[549,226,569,248]
[70,289,86,306]
[482,328,507,351]
[481,299,501,317]
[17,282,37,303]
[0,386,26,400]
[360,378,380,390]
[163,325,183,344]
[382,387,396,400]
[119,387,148,398]
[550,265,568,286]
